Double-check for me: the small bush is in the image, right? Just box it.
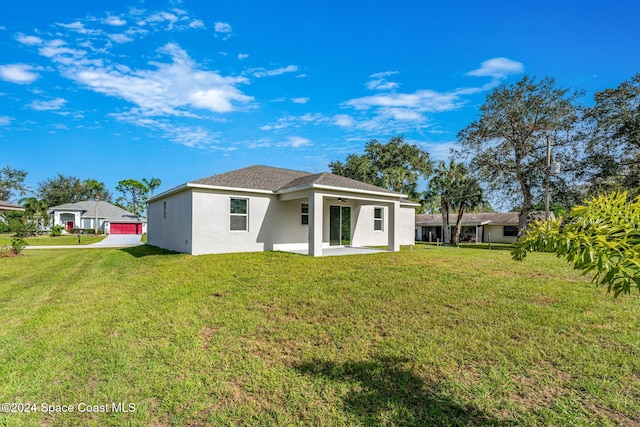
[13,222,37,238]
[10,237,26,254]
[69,228,102,235]
[50,225,64,237]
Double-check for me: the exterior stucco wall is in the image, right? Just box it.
[482,225,517,243]
[397,206,415,245]
[54,210,81,228]
[190,190,269,255]
[267,199,310,250]
[352,204,388,247]
[147,190,193,253]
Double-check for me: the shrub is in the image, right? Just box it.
[50,225,64,237]
[13,222,37,238]
[69,228,103,235]
[10,237,26,254]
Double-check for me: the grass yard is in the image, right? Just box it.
[0,246,638,426]
[0,233,106,247]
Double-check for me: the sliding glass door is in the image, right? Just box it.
[329,205,351,246]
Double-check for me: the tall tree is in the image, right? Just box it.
[425,160,483,245]
[37,175,111,206]
[457,76,583,231]
[82,179,112,202]
[37,174,85,206]
[426,160,459,244]
[142,177,162,197]
[329,136,433,201]
[583,73,640,197]
[115,179,149,215]
[0,166,28,201]
[450,175,484,245]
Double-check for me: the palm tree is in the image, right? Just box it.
[427,160,483,245]
[142,177,162,197]
[450,176,484,245]
[427,160,461,244]
[20,197,49,235]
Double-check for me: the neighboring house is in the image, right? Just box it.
[0,200,25,212]
[49,201,146,234]
[415,212,554,244]
[147,165,418,256]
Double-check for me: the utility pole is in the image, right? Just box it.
[545,134,551,222]
[95,194,99,235]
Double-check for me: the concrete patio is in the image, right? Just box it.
[282,246,388,256]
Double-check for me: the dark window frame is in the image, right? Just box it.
[230,198,249,231]
[301,203,309,225]
[374,207,383,231]
[503,225,519,237]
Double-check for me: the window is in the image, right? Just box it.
[503,226,519,237]
[230,198,248,231]
[374,207,383,231]
[163,201,167,220]
[301,203,309,225]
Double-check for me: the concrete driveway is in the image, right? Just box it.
[90,234,143,247]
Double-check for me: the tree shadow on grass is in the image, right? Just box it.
[120,244,181,258]
[295,356,508,427]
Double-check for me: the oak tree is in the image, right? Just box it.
[457,76,583,231]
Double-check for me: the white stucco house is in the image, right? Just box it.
[147,165,418,256]
[415,211,554,244]
[49,201,146,234]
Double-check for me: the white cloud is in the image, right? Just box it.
[0,116,11,126]
[277,136,312,148]
[68,43,253,115]
[0,64,40,84]
[366,71,400,91]
[418,141,457,161]
[29,98,67,111]
[333,114,356,128]
[146,12,178,25]
[238,53,249,60]
[251,65,298,78]
[346,90,460,112]
[113,112,227,149]
[291,97,309,104]
[260,113,327,131]
[57,21,100,35]
[38,39,88,65]
[189,19,205,29]
[16,33,43,46]
[104,16,127,26]
[466,57,524,79]
[214,22,232,33]
[108,33,133,43]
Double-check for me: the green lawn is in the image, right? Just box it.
[0,233,105,246]
[0,246,638,426]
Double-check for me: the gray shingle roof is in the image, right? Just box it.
[191,165,311,191]
[49,201,146,222]
[0,200,24,211]
[190,165,403,196]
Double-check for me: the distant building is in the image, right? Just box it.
[415,212,554,244]
[49,201,146,234]
[0,200,25,212]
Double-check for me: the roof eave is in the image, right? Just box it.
[277,183,407,199]
[148,183,275,203]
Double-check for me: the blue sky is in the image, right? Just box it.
[1,0,638,199]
